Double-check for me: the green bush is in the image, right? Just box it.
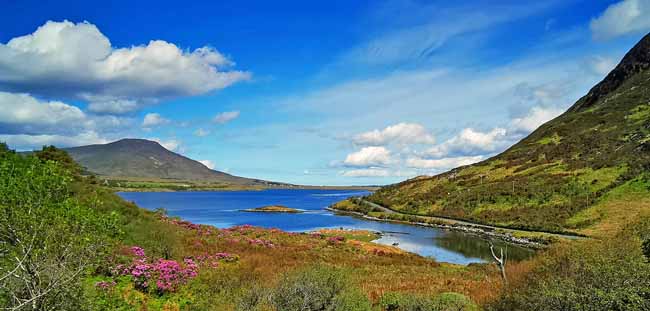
[379,292,478,311]
[490,235,650,311]
[431,293,479,311]
[269,266,371,311]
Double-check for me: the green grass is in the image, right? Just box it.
[537,133,562,145]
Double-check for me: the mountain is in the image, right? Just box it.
[64,138,266,185]
[364,33,650,233]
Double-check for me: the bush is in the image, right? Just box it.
[269,266,371,311]
[379,292,478,311]
[431,293,479,311]
[490,235,650,311]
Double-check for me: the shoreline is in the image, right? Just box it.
[326,207,552,249]
[109,186,378,193]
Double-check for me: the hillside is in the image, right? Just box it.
[64,138,267,185]
[355,33,650,233]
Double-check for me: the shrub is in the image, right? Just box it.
[269,266,371,311]
[431,293,479,311]
[490,235,650,311]
[379,292,478,311]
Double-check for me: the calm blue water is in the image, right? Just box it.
[118,189,533,265]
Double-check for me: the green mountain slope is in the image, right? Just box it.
[64,138,267,185]
[365,33,650,233]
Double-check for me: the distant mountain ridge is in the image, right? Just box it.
[64,138,267,185]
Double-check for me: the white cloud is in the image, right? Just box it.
[149,138,180,152]
[0,91,132,150]
[587,56,617,76]
[87,99,138,114]
[340,168,391,177]
[213,110,240,124]
[511,106,564,133]
[142,113,169,127]
[353,122,435,146]
[0,20,250,113]
[342,1,562,66]
[590,0,650,40]
[406,155,483,170]
[426,127,508,158]
[339,168,416,178]
[194,128,210,137]
[343,146,393,167]
[0,131,107,151]
[198,159,215,169]
[0,92,87,135]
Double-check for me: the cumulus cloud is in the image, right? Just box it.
[0,91,87,135]
[343,146,393,167]
[0,20,250,113]
[198,159,215,169]
[0,91,132,150]
[590,0,650,40]
[426,127,508,158]
[353,122,435,146]
[142,113,170,127]
[511,106,564,133]
[213,111,240,124]
[0,132,108,151]
[406,155,483,170]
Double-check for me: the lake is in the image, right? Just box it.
[118,189,534,265]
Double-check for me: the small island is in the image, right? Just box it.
[241,205,304,213]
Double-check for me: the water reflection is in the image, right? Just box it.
[432,231,535,262]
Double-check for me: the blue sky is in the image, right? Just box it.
[1,0,649,185]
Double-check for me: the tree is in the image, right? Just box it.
[489,242,507,284]
[34,145,82,176]
[0,152,118,310]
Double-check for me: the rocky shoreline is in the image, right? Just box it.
[326,207,549,249]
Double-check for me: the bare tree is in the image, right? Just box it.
[489,242,507,285]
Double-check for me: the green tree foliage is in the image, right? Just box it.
[0,142,14,155]
[34,145,83,177]
[0,148,119,310]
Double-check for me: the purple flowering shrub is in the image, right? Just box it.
[110,246,238,294]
